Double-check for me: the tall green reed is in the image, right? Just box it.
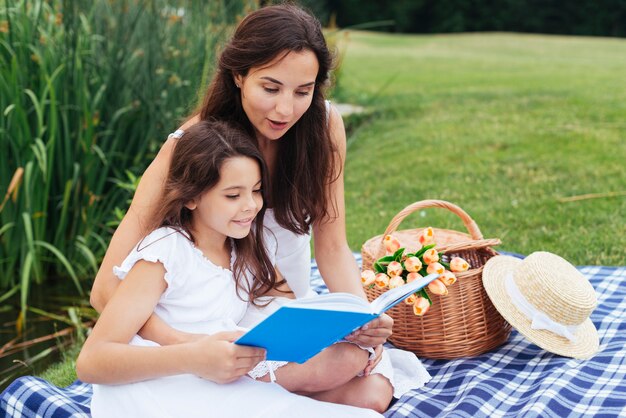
[0,0,256,326]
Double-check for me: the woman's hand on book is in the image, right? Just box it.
[344,314,393,347]
[186,331,266,384]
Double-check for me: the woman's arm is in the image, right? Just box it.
[77,260,265,384]
[90,137,175,312]
[90,118,201,345]
[313,105,364,296]
[313,105,392,347]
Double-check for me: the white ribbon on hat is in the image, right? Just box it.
[504,273,579,343]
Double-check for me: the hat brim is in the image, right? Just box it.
[483,255,599,360]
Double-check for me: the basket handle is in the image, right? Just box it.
[437,238,501,253]
[382,199,484,241]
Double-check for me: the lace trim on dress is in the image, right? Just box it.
[372,348,432,398]
[112,253,175,287]
[189,238,235,273]
[248,360,288,383]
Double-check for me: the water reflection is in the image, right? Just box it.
[0,281,92,390]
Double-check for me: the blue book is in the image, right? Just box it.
[235,273,439,363]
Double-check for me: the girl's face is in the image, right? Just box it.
[235,49,319,142]
[186,156,263,242]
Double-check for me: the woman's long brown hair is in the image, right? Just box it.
[194,4,338,235]
[148,120,278,304]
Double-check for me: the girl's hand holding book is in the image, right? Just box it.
[186,331,266,384]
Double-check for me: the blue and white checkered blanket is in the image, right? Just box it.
[2,256,626,417]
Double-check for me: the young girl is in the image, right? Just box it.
[76,120,383,417]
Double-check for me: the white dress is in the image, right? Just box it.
[90,227,382,418]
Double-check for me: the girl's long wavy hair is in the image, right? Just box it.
[194,4,338,235]
[148,120,278,304]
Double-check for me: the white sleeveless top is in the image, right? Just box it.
[263,209,315,298]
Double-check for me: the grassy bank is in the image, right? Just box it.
[339,31,626,265]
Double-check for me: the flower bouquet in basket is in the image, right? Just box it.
[361,227,470,316]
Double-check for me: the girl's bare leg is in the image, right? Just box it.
[309,374,393,413]
[258,342,369,393]
[255,342,393,412]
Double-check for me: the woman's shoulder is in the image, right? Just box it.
[326,102,347,153]
[155,114,200,177]
[176,115,202,134]
[162,115,202,147]
[326,102,344,130]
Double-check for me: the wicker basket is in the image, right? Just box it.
[361,199,511,359]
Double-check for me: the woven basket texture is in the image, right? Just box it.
[361,200,511,359]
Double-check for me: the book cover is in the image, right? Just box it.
[236,273,439,363]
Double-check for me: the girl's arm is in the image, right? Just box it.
[76,260,265,384]
[312,105,392,347]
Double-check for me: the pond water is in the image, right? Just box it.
[0,281,88,391]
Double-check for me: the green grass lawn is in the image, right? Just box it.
[36,31,626,386]
[338,31,626,265]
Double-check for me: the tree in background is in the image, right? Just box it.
[300,0,626,37]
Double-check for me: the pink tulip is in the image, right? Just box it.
[387,261,403,277]
[404,256,422,273]
[413,297,431,316]
[361,269,376,286]
[427,262,445,275]
[450,257,470,272]
[422,248,439,264]
[384,235,401,255]
[389,276,405,289]
[439,270,457,286]
[418,227,435,245]
[404,294,417,305]
[375,273,390,289]
[427,279,448,296]
[406,272,421,283]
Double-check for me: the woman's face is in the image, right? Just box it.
[235,49,319,142]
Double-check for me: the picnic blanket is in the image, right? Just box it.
[2,255,626,417]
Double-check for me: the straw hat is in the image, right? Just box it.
[482,251,599,359]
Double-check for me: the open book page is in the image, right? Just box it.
[285,292,372,313]
[288,272,439,314]
[235,273,440,363]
